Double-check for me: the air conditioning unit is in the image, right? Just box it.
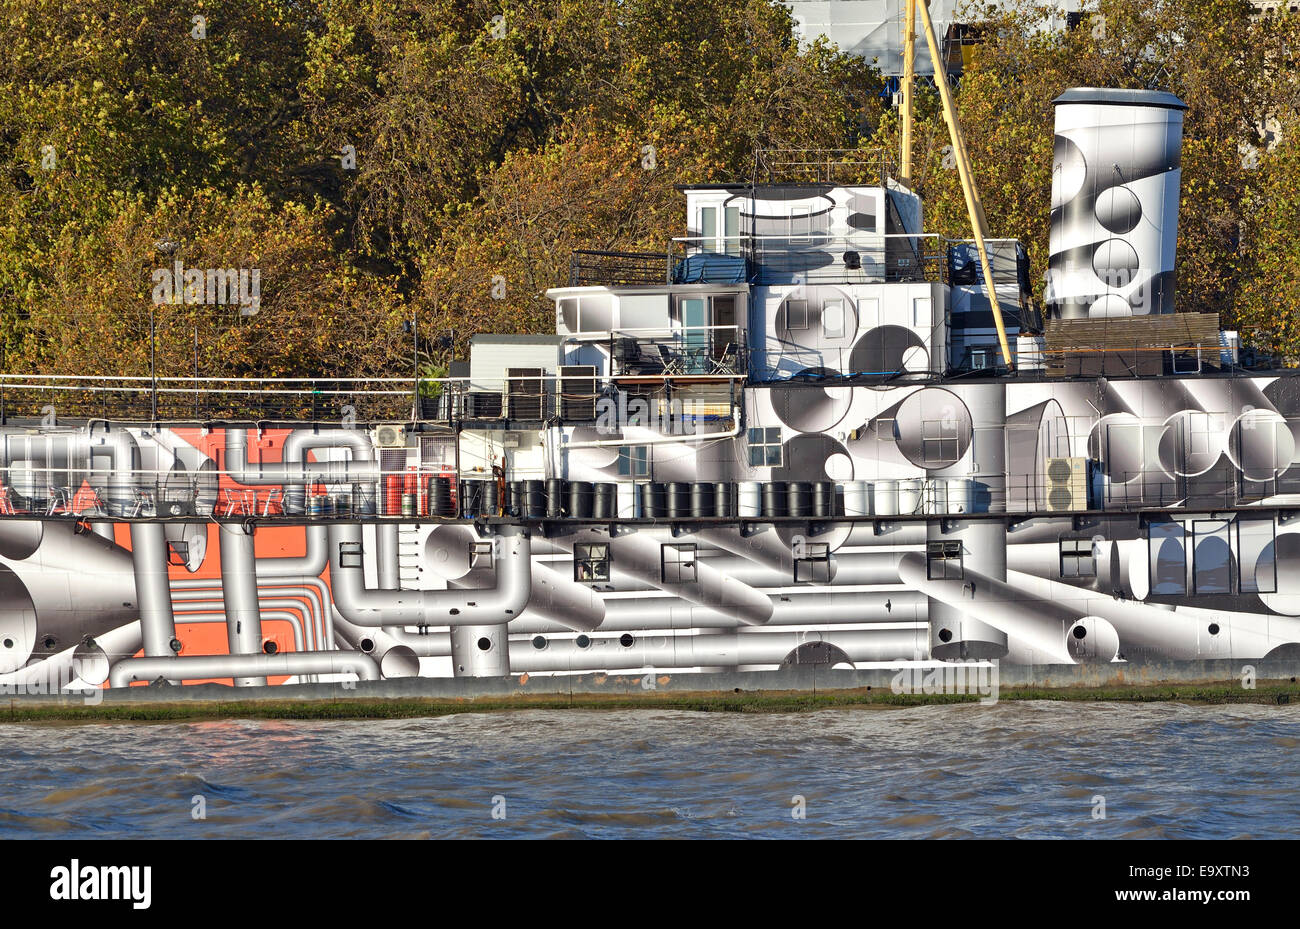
[1045,457,1088,512]
[559,365,597,420]
[506,368,545,420]
[372,424,407,449]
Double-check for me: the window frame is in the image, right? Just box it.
[617,445,650,477]
[1058,538,1096,578]
[920,418,960,467]
[1237,517,1277,594]
[661,543,698,584]
[574,542,611,583]
[338,540,363,569]
[793,542,831,583]
[926,540,963,580]
[747,426,783,468]
[469,540,494,571]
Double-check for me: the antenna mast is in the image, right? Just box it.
[902,0,1015,371]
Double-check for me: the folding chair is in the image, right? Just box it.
[220,488,256,517]
[46,487,72,516]
[72,485,106,516]
[656,344,684,376]
[709,342,739,375]
[261,487,283,516]
[131,488,156,518]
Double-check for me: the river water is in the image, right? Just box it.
[1,702,1297,839]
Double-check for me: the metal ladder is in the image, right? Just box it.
[397,524,423,589]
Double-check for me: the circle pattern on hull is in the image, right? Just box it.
[849,326,926,377]
[771,434,851,484]
[0,565,37,674]
[1095,186,1142,234]
[1052,135,1088,208]
[1092,239,1139,287]
[892,388,973,470]
[769,384,854,434]
[1227,408,1295,482]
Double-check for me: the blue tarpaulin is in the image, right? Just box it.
[673,252,747,284]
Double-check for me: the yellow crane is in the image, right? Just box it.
[899,0,1014,371]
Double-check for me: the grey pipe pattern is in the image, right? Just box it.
[109,649,380,688]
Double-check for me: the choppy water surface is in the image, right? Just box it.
[1,701,1297,838]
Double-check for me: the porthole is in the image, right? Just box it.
[2,638,13,649]
[576,635,592,649]
[1072,626,1087,640]
[532,636,548,650]
[359,637,376,653]
[619,634,635,648]
[263,640,279,655]
[1208,623,1220,636]
[938,629,953,643]
[477,637,492,651]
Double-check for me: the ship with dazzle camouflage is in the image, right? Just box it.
[3,77,1300,697]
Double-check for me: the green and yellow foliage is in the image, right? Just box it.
[6,0,1300,373]
[0,0,881,376]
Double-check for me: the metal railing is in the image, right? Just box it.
[668,233,947,287]
[0,374,416,425]
[569,249,679,287]
[753,148,897,187]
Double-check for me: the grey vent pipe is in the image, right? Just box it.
[218,523,264,686]
[109,650,379,688]
[130,522,177,658]
[223,428,380,514]
[0,425,142,515]
[327,523,531,627]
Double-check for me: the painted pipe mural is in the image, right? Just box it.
[3,367,1300,692]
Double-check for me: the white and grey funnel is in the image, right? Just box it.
[1047,87,1187,319]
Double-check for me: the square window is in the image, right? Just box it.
[338,541,363,569]
[470,541,494,571]
[661,543,697,583]
[794,542,831,583]
[167,540,189,567]
[574,542,611,583]
[617,445,649,477]
[926,541,963,580]
[921,419,959,466]
[748,427,783,468]
[1059,538,1096,578]
[787,300,808,330]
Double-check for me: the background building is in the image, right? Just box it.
[785,0,1081,75]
